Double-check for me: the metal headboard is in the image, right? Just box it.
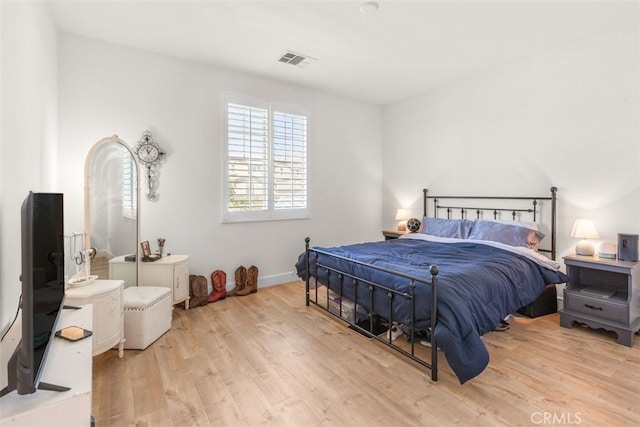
[422,187,558,260]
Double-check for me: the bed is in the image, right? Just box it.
[295,187,569,384]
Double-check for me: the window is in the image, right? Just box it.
[223,93,309,222]
[121,145,137,219]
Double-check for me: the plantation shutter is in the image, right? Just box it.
[227,102,269,212]
[272,110,307,210]
[223,92,310,222]
[121,145,137,219]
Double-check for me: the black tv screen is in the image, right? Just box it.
[1,192,66,396]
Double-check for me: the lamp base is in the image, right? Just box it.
[575,240,595,256]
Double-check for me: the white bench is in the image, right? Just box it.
[123,286,172,350]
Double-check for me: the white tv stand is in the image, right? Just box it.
[0,305,93,426]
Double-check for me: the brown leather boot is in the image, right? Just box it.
[208,270,227,302]
[227,266,246,296]
[236,265,258,296]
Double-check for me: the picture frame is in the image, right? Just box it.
[140,240,152,258]
[618,233,639,262]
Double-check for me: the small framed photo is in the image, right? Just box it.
[140,241,152,258]
[618,233,639,262]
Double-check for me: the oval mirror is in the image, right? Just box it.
[84,135,139,287]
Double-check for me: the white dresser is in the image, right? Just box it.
[139,254,190,309]
[64,279,125,358]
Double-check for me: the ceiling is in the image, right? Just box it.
[47,0,638,105]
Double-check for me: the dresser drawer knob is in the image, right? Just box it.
[584,303,604,311]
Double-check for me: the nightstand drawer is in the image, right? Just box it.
[564,291,628,323]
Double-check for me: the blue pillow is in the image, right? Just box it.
[421,217,474,239]
[467,219,545,250]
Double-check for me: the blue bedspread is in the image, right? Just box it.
[295,238,568,384]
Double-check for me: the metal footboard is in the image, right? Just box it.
[303,237,440,381]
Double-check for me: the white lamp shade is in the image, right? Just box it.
[395,209,410,221]
[570,219,599,239]
[571,219,599,256]
[395,209,409,231]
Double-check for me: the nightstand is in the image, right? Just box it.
[382,229,408,240]
[560,254,639,346]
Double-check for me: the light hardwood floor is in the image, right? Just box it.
[92,280,640,426]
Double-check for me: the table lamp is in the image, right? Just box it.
[571,219,599,256]
[395,209,409,231]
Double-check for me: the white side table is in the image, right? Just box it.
[65,279,125,357]
[139,254,190,309]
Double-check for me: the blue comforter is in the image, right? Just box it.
[295,238,568,384]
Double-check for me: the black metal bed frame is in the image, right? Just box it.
[426,187,558,259]
[304,187,558,382]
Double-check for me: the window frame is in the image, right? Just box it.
[222,92,310,223]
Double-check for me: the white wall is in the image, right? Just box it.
[0,1,58,331]
[381,22,639,259]
[5,5,638,334]
[57,34,383,290]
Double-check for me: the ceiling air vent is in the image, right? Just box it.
[278,51,316,68]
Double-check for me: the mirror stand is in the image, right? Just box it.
[84,135,140,287]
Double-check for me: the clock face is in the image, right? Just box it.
[138,143,159,163]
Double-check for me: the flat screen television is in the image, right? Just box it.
[1,192,67,397]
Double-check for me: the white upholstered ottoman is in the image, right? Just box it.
[123,286,172,350]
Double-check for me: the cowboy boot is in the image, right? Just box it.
[236,265,258,296]
[227,266,246,296]
[208,270,227,302]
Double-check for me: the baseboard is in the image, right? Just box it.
[224,271,299,290]
[257,271,299,288]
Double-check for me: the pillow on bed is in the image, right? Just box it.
[467,219,545,250]
[421,217,474,239]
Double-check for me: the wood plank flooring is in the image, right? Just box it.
[92,280,640,426]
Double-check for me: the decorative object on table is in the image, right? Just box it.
[228,266,247,296]
[133,131,166,201]
[68,275,98,287]
[141,240,151,257]
[598,242,617,259]
[570,219,599,256]
[406,217,421,233]
[395,209,409,231]
[140,240,159,261]
[55,326,93,342]
[188,275,209,307]
[236,265,258,296]
[617,233,639,262]
[66,231,98,286]
[209,270,227,302]
[157,237,166,256]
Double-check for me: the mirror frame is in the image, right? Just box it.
[84,134,141,286]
